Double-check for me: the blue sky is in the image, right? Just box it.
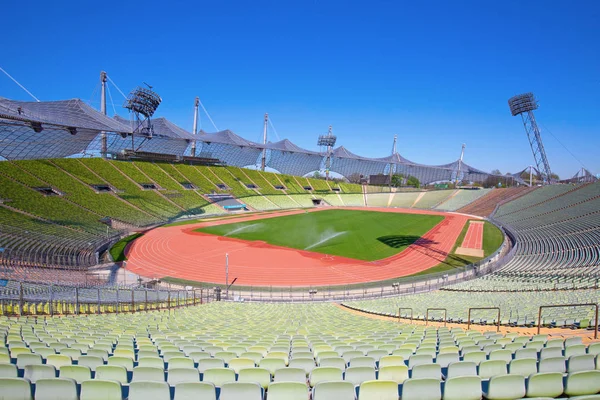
[2,0,599,178]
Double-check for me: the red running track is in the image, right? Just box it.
[461,222,484,250]
[124,207,470,287]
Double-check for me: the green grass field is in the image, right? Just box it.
[196,209,444,261]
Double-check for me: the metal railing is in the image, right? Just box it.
[425,308,447,326]
[0,282,214,316]
[537,303,598,339]
[398,307,413,323]
[468,307,501,332]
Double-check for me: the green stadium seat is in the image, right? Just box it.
[358,380,398,400]
[483,374,525,400]
[34,377,78,400]
[129,381,171,400]
[59,365,92,383]
[23,364,56,383]
[0,377,32,400]
[167,368,199,385]
[564,370,600,397]
[442,376,481,400]
[268,381,309,400]
[202,367,235,387]
[80,379,122,400]
[220,382,263,400]
[525,372,564,398]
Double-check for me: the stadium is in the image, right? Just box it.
[1,3,600,394]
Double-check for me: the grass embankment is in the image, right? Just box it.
[196,209,443,262]
[109,233,144,262]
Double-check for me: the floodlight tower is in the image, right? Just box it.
[100,71,108,158]
[317,126,337,180]
[124,85,162,150]
[508,93,553,184]
[261,113,268,171]
[191,97,200,157]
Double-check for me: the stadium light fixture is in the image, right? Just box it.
[124,86,162,118]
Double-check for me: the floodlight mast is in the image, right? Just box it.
[100,71,107,158]
[123,86,162,151]
[508,93,553,184]
[317,126,337,180]
[191,97,199,157]
[261,113,268,171]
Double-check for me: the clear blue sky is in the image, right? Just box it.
[2,0,599,178]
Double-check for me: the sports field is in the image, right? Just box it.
[196,209,444,261]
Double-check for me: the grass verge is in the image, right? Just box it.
[109,233,143,262]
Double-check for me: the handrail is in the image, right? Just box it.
[426,308,447,326]
[537,303,598,339]
[468,307,501,332]
[398,307,413,323]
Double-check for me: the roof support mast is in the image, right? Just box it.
[261,113,268,171]
[100,71,107,158]
[456,143,465,186]
[191,97,199,157]
[389,135,397,188]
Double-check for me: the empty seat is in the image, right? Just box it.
[95,365,128,384]
[16,353,43,369]
[478,360,507,379]
[238,367,271,389]
[107,356,133,371]
[446,361,477,379]
[409,354,433,368]
[463,351,486,365]
[0,364,18,378]
[24,365,56,383]
[313,380,355,400]
[220,382,263,400]
[344,366,376,386]
[0,377,32,400]
[564,370,600,397]
[378,365,409,383]
[309,366,343,387]
[259,358,287,375]
[80,379,122,400]
[525,372,564,398]
[568,354,596,373]
[60,365,92,383]
[138,356,164,369]
[411,363,442,379]
[227,357,255,373]
[78,355,104,372]
[132,366,165,382]
[168,357,194,370]
[358,380,398,400]
[508,358,537,376]
[197,358,225,373]
[320,357,347,370]
[46,354,72,369]
[268,381,309,400]
[539,357,566,374]
[436,353,459,368]
[443,376,481,400]
[168,368,199,385]
[401,377,441,400]
[202,367,235,387]
[173,382,216,400]
[483,374,525,400]
[274,367,307,383]
[289,358,316,375]
[35,377,78,400]
[129,381,171,400]
[379,355,405,368]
